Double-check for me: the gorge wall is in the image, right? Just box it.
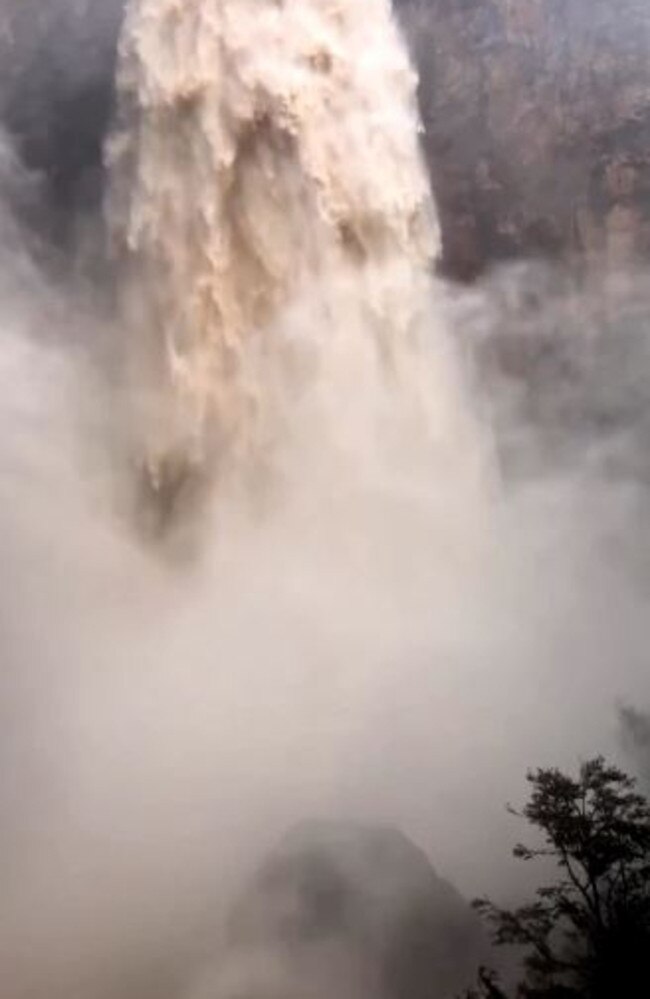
[397,0,650,278]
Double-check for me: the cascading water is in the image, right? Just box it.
[0,5,496,995]
[107,0,482,528]
[4,6,650,999]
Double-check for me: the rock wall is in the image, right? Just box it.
[397,0,650,279]
[0,0,124,221]
[202,823,486,999]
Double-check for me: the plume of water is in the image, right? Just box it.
[107,0,481,526]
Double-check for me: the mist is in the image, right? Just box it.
[1,3,650,999]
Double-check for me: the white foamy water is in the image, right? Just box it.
[107,0,481,520]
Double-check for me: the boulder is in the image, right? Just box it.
[193,823,486,999]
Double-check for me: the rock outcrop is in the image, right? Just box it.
[397,0,650,278]
[192,823,486,999]
[0,0,124,223]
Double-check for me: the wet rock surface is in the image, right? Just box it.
[207,823,486,999]
[397,0,650,278]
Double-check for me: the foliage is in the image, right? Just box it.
[466,757,650,998]
[462,966,510,999]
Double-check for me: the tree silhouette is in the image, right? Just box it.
[466,757,650,998]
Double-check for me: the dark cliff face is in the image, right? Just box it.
[397,0,650,279]
[0,0,124,230]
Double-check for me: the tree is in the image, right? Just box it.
[462,966,510,999]
[468,757,650,998]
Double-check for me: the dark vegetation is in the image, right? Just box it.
[464,757,650,998]
[211,757,650,999]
